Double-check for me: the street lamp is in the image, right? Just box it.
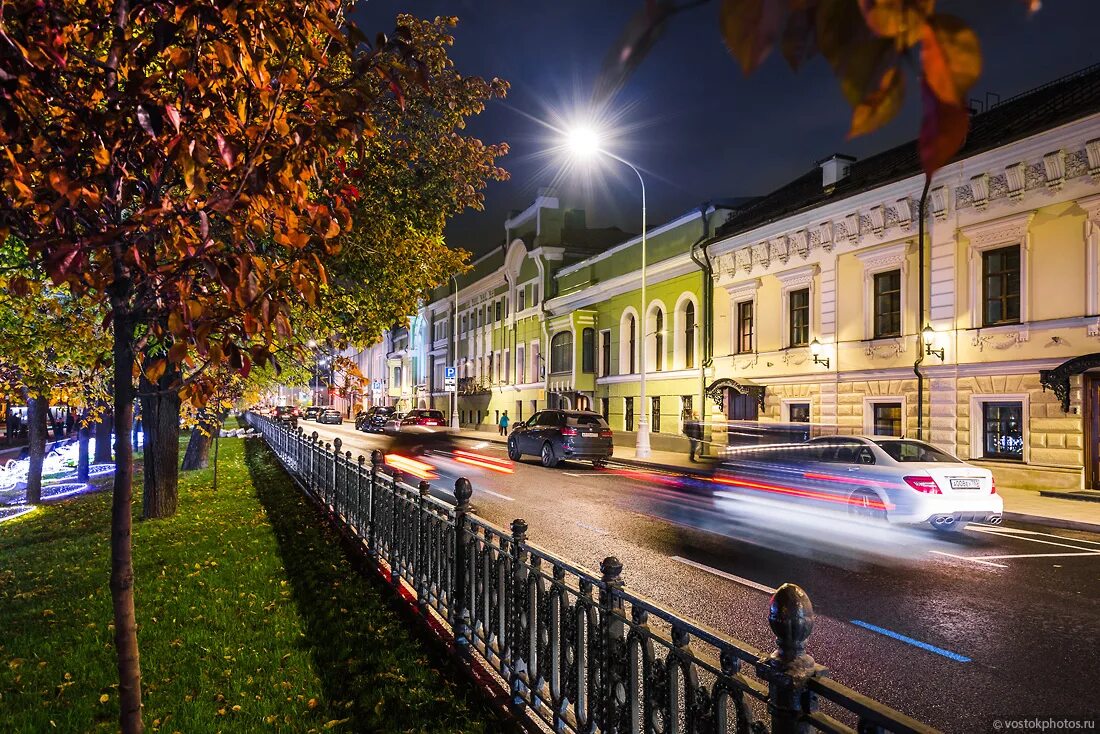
[809,339,830,369]
[566,125,651,458]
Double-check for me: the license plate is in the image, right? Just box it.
[950,478,980,490]
[582,432,598,438]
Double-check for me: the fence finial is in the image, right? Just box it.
[768,582,815,674]
[600,556,623,586]
[510,518,528,543]
[454,477,472,510]
[371,449,383,468]
[333,437,342,454]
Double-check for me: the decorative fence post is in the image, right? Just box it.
[310,432,319,495]
[509,518,529,714]
[331,438,341,511]
[757,583,817,734]
[356,455,366,537]
[368,450,382,556]
[452,477,473,655]
[416,480,431,614]
[599,556,626,733]
[388,469,402,585]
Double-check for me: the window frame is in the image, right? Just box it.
[981,244,1022,327]
[872,269,902,339]
[862,396,906,437]
[736,300,754,354]
[787,287,810,348]
[581,327,596,373]
[963,211,1033,331]
[782,399,811,423]
[549,331,573,374]
[969,393,1029,462]
[599,329,612,377]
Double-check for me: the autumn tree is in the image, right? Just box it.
[0,2,448,730]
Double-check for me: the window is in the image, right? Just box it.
[654,308,664,371]
[684,301,696,369]
[651,396,661,433]
[788,288,810,347]
[982,245,1021,326]
[983,402,1024,460]
[504,349,510,383]
[517,345,526,384]
[581,328,595,373]
[532,283,540,306]
[393,366,402,388]
[495,301,502,322]
[875,439,961,463]
[624,397,634,432]
[788,402,810,423]
[681,395,693,421]
[518,289,525,312]
[550,331,573,373]
[600,330,611,376]
[873,270,901,338]
[736,301,754,354]
[503,297,508,319]
[600,397,609,421]
[531,342,541,380]
[627,315,636,373]
[872,402,903,437]
[478,309,483,328]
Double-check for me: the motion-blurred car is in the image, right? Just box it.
[273,405,298,429]
[356,406,395,433]
[303,406,322,421]
[400,409,447,428]
[317,408,343,425]
[507,409,613,468]
[713,436,1002,531]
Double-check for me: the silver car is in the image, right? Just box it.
[714,436,1003,531]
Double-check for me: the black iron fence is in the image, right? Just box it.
[246,413,937,734]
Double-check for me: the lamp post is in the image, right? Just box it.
[566,127,651,457]
[451,274,460,429]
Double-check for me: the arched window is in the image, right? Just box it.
[684,301,696,369]
[627,315,636,373]
[581,328,595,373]
[654,308,664,371]
[550,331,573,373]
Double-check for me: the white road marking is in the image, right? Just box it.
[669,556,777,593]
[965,526,1100,553]
[475,488,516,502]
[928,550,1008,568]
[562,472,614,477]
[974,551,1100,560]
[575,521,610,535]
[969,524,1100,547]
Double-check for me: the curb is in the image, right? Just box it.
[1002,511,1100,534]
[459,432,1100,535]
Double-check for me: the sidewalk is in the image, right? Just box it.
[458,428,1100,533]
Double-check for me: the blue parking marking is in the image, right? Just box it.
[850,620,971,662]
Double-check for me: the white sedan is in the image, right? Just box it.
[713,436,1003,531]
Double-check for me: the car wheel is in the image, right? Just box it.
[847,489,886,521]
[540,442,559,468]
[507,439,522,462]
[592,459,607,469]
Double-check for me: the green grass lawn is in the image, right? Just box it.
[0,435,512,733]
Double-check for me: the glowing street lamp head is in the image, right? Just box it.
[567,126,602,159]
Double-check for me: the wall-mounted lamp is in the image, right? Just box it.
[922,324,944,361]
[809,338,830,369]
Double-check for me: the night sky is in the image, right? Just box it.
[356,1,1100,255]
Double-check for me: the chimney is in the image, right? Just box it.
[818,154,856,188]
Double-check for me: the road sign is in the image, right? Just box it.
[444,365,457,392]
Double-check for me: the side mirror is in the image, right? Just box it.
[513,422,525,430]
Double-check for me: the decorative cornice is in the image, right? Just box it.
[723,277,761,299]
[1087,139,1100,176]
[892,198,913,230]
[854,239,912,271]
[1004,162,1025,200]
[970,173,990,210]
[844,212,860,243]
[869,204,886,236]
[817,221,834,252]
[774,263,819,288]
[929,186,949,220]
[960,210,1035,249]
[1043,149,1066,190]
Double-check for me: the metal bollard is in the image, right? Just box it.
[757,583,817,734]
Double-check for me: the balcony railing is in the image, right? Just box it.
[247,413,939,734]
[457,377,490,395]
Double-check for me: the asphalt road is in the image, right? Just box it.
[298,419,1100,733]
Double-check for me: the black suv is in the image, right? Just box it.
[303,406,322,421]
[507,410,613,468]
[356,406,395,433]
[273,405,299,429]
[317,408,343,425]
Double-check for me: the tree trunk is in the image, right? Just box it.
[94,407,113,463]
[109,302,143,733]
[140,361,180,519]
[77,415,91,483]
[180,425,212,471]
[25,395,48,505]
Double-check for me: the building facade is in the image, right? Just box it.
[353,66,1100,491]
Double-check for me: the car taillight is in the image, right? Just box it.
[561,427,578,436]
[991,478,997,495]
[903,475,942,494]
[599,430,613,438]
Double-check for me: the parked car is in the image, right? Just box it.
[713,436,1003,531]
[273,405,298,429]
[356,406,395,432]
[317,408,343,425]
[303,406,322,421]
[381,412,406,434]
[507,410,613,468]
[400,409,447,429]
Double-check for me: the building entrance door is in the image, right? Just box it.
[726,389,759,421]
[1085,374,1100,488]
